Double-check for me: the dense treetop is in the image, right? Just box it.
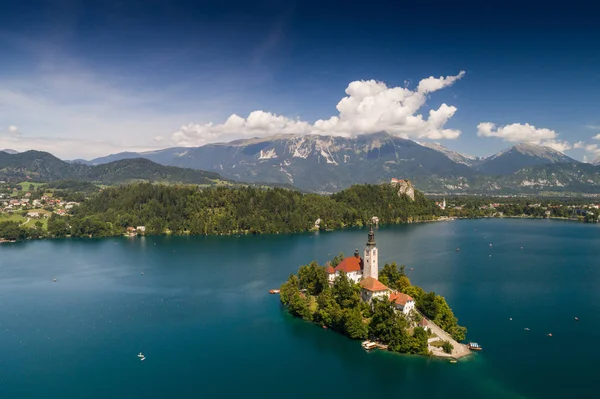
[43,183,440,238]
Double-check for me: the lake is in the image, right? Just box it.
[1,219,599,398]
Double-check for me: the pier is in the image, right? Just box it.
[421,312,472,359]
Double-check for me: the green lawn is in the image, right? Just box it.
[0,209,50,230]
[17,182,45,192]
[0,213,27,224]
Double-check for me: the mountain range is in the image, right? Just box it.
[75,133,600,194]
[0,150,227,185]
[3,133,600,194]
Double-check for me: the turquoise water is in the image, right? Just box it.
[1,219,599,398]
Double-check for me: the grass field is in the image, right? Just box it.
[17,182,45,191]
[0,208,50,230]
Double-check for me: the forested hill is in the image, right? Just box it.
[51,183,440,237]
[0,150,227,185]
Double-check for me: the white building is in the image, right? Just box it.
[363,225,378,280]
[389,292,415,315]
[360,276,390,302]
[326,225,380,284]
[327,250,363,284]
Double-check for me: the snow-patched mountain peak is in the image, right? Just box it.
[418,141,477,166]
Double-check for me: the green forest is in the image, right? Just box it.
[37,183,439,238]
[279,259,466,356]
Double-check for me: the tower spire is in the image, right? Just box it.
[367,223,375,245]
[363,223,378,279]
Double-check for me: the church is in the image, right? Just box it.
[326,225,415,316]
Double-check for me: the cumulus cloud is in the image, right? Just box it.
[171,71,466,146]
[583,144,600,158]
[8,125,21,136]
[574,141,585,149]
[540,139,572,153]
[593,133,600,140]
[477,122,573,153]
[477,122,557,143]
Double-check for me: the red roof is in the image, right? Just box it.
[360,277,389,292]
[419,319,428,326]
[326,265,335,274]
[389,292,414,306]
[334,256,362,273]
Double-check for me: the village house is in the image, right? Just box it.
[360,277,390,302]
[26,211,40,218]
[136,226,146,233]
[389,292,415,315]
[327,251,363,283]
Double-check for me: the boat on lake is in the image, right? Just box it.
[269,289,280,294]
[361,341,378,351]
[468,342,482,351]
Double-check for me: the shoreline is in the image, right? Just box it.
[1,214,594,244]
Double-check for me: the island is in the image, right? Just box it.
[279,225,471,359]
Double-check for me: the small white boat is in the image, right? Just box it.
[140,356,146,361]
[524,328,530,331]
[361,341,378,350]
[137,352,144,358]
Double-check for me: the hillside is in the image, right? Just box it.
[86,133,477,192]
[475,143,577,175]
[82,133,598,194]
[0,151,228,185]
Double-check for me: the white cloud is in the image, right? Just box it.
[477,122,557,143]
[593,133,600,140]
[0,134,161,160]
[8,126,21,136]
[541,139,571,153]
[171,71,466,146]
[477,122,573,153]
[579,143,600,163]
[574,141,585,149]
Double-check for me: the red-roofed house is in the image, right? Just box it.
[418,318,429,331]
[389,292,415,315]
[360,277,390,302]
[327,249,364,283]
[327,225,380,285]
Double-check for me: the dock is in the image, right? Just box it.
[361,340,388,351]
[421,312,472,359]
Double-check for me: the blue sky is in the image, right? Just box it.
[1,0,599,160]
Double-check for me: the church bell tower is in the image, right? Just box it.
[363,224,378,280]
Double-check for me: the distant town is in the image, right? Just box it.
[0,182,80,230]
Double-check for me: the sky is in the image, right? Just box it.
[1,0,599,161]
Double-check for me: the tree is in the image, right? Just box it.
[315,289,342,329]
[298,261,328,296]
[279,274,299,306]
[342,308,368,339]
[411,327,429,355]
[442,341,454,354]
[379,262,406,290]
[332,272,360,309]
[331,252,345,267]
[288,291,312,320]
